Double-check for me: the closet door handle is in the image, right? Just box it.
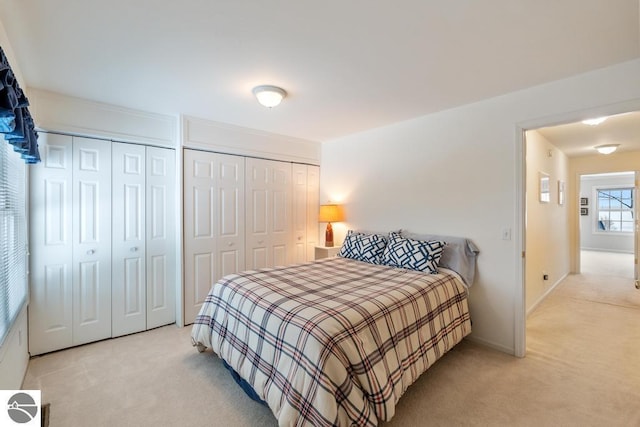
[86,249,95,255]
[130,247,138,252]
[227,242,234,247]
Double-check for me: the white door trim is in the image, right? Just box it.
[515,99,640,358]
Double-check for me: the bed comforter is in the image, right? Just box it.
[191,257,471,426]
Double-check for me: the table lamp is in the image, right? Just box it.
[318,204,345,247]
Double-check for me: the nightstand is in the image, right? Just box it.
[314,246,340,260]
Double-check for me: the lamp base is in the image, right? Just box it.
[325,222,334,247]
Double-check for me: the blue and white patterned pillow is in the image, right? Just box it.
[381,232,445,274]
[338,230,387,264]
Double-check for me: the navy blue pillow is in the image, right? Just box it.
[338,230,387,264]
[381,232,445,274]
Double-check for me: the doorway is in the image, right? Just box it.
[519,109,640,357]
[578,172,635,279]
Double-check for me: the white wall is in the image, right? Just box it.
[182,115,320,165]
[321,58,640,354]
[569,152,640,272]
[579,173,634,253]
[29,88,177,148]
[0,308,28,389]
[525,131,570,314]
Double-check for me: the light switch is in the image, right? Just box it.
[501,227,511,240]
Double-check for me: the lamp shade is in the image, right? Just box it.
[318,204,345,223]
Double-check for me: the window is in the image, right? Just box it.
[0,139,27,346]
[596,187,634,233]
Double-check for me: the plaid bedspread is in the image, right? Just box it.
[191,257,471,426]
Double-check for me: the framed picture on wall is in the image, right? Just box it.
[580,197,588,206]
[580,207,588,216]
[539,172,550,203]
[558,180,565,206]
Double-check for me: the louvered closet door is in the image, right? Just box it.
[146,146,176,329]
[112,142,146,337]
[72,137,112,346]
[183,150,244,324]
[29,133,74,355]
[245,158,292,269]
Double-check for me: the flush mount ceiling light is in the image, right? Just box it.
[252,85,286,108]
[595,144,619,155]
[582,117,608,126]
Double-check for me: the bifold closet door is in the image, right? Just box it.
[292,164,320,264]
[305,165,320,261]
[72,137,112,346]
[112,143,176,335]
[112,142,146,337]
[245,158,292,269]
[292,163,308,263]
[29,133,74,355]
[146,146,176,329]
[183,150,245,324]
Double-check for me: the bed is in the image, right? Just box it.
[191,231,478,426]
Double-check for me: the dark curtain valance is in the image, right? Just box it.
[0,45,39,164]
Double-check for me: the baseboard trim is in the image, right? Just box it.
[526,272,568,317]
[465,335,515,356]
[580,247,633,254]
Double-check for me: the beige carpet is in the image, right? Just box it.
[580,250,634,278]
[24,273,640,427]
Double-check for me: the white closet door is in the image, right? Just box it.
[184,150,216,324]
[306,165,320,261]
[112,142,146,337]
[146,146,176,329]
[72,137,112,346]
[215,154,245,281]
[292,163,308,264]
[184,150,244,324]
[246,158,292,269]
[29,133,74,355]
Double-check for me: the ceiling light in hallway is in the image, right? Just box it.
[595,144,619,154]
[582,117,608,126]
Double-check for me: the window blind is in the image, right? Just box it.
[0,137,27,346]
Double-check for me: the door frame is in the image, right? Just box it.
[515,99,640,358]
[635,171,639,289]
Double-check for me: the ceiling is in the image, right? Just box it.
[0,1,638,142]
[536,111,640,158]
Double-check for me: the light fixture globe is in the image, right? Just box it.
[252,85,286,108]
[595,144,619,155]
[582,117,608,126]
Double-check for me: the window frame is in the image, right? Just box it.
[0,140,28,347]
[593,185,634,235]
